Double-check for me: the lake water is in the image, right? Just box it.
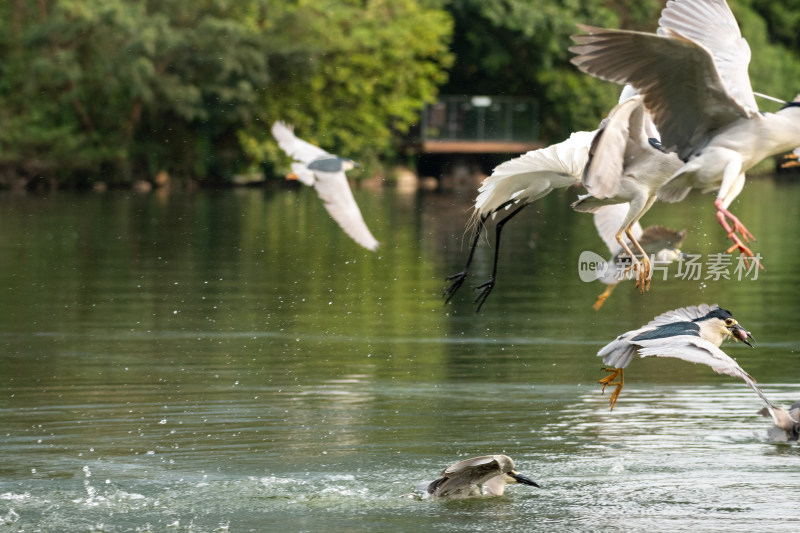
[1,177,798,531]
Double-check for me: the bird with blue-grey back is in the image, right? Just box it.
[271,121,379,252]
[596,304,767,410]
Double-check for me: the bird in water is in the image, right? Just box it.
[271,121,379,251]
[758,400,800,442]
[570,0,800,267]
[416,455,540,500]
[595,304,764,410]
[589,204,686,310]
[443,88,682,311]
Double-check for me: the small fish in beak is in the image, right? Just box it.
[731,324,754,347]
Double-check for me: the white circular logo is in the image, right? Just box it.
[578,251,609,282]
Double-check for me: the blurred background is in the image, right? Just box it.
[1,0,798,190]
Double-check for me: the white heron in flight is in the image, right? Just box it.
[596,303,766,411]
[271,121,379,251]
[570,0,800,266]
[443,89,682,311]
[415,455,540,500]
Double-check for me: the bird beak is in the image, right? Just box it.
[731,324,754,347]
[508,471,540,488]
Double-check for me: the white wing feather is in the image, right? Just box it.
[271,121,331,164]
[312,171,379,251]
[636,335,772,407]
[272,121,379,251]
[657,0,758,113]
[474,130,595,217]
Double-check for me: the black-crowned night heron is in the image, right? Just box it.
[759,401,800,442]
[416,455,540,500]
[590,203,686,310]
[570,0,800,266]
[271,121,379,251]
[443,88,681,311]
[596,304,765,410]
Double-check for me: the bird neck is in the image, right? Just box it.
[696,319,729,347]
[761,108,800,156]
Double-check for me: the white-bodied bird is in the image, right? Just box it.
[570,0,800,265]
[444,89,682,311]
[271,121,379,251]
[416,455,540,500]
[596,304,765,410]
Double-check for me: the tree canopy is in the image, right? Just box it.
[0,0,797,186]
[0,0,453,185]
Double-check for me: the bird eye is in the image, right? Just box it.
[725,318,734,326]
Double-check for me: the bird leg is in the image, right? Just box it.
[781,152,799,168]
[714,199,763,270]
[443,217,486,304]
[626,227,651,292]
[714,198,755,243]
[473,204,527,313]
[615,230,647,293]
[598,367,624,410]
[592,283,618,310]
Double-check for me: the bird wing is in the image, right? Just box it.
[474,130,595,217]
[429,456,504,497]
[644,304,718,329]
[592,203,643,255]
[635,335,773,407]
[311,170,379,251]
[657,0,758,113]
[570,25,758,159]
[583,96,649,199]
[637,226,687,254]
[290,162,316,186]
[271,121,332,164]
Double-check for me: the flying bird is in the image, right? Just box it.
[590,204,686,310]
[271,121,379,251]
[416,455,540,500]
[443,89,682,311]
[570,0,800,265]
[596,304,765,410]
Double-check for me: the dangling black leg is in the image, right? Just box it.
[474,204,527,312]
[443,215,487,304]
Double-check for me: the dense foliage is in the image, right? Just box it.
[0,0,797,186]
[0,0,452,185]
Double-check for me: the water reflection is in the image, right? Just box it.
[0,178,799,530]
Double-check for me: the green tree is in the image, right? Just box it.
[240,0,454,175]
[0,0,453,185]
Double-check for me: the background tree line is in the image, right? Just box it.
[0,0,797,187]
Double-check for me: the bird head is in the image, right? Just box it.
[694,308,754,347]
[341,158,360,171]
